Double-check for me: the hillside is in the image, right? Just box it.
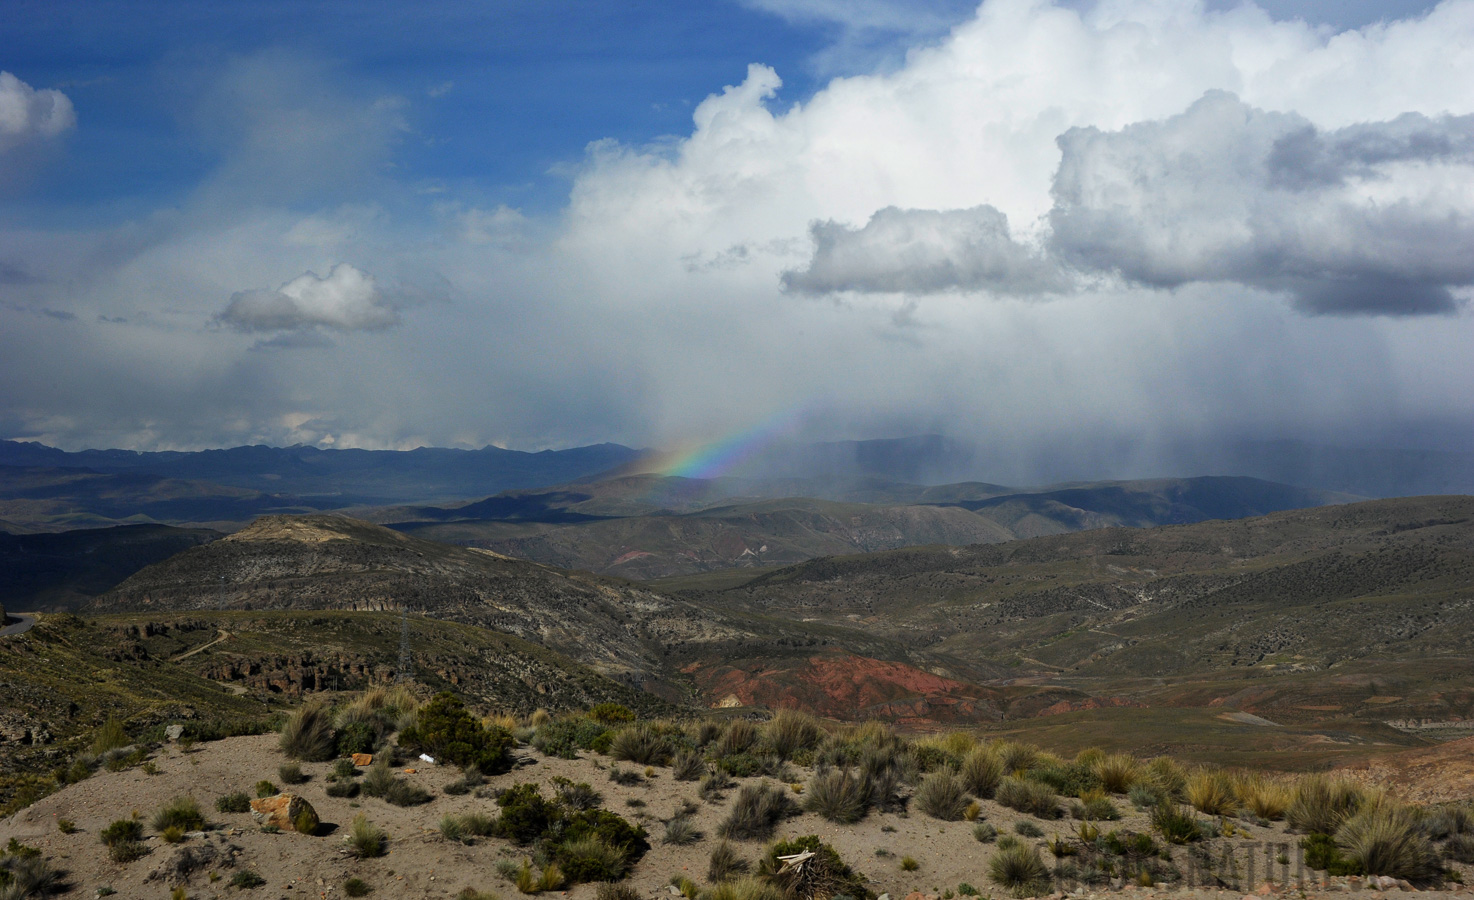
[0,523,222,611]
[383,475,1352,580]
[676,496,1474,736]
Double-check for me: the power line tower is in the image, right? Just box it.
[395,604,413,684]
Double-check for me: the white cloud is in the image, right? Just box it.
[219,264,400,332]
[0,71,75,152]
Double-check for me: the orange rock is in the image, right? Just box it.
[403,768,416,774]
[249,792,320,834]
[351,753,373,767]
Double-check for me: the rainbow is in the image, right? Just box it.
[654,409,805,480]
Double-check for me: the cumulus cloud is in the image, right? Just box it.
[1049,91,1474,315]
[219,264,400,332]
[0,72,75,152]
[782,205,1070,295]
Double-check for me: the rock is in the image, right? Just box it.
[351,753,373,767]
[165,724,185,741]
[249,793,320,834]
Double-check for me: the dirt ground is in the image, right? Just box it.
[2,733,1472,900]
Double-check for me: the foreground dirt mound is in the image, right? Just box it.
[1338,736,1474,804]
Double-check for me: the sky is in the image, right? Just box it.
[2,0,1471,481]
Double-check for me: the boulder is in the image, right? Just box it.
[351,753,373,767]
[249,793,319,834]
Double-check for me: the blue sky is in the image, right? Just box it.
[5,0,1439,218]
[2,1,1471,474]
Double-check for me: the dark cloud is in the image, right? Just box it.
[1050,92,1474,315]
[781,205,1071,296]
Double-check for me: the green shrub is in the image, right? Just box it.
[1142,758,1187,799]
[718,783,798,840]
[1072,790,1121,821]
[255,780,277,798]
[1014,819,1043,837]
[229,870,267,889]
[708,841,751,882]
[91,718,130,754]
[398,692,514,773]
[343,814,386,858]
[1151,803,1203,845]
[0,854,62,897]
[335,720,379,757]
[588,703,637,725]
[280,703,338,762]
[805,769,871,824]
[152,796,206,832]
[533,717,612,760]
[383,779,432,807]
[700,769,735,802]
[759,835,869,900]
[1026,761,1100,798]
[989,843,1049,898]
[1129,784,1165,809]
[560,808,650,866]
[961,747,1004,799]
[326,780,360,798]
[995,742,1039,774]
[553,777,603,810]
[278,762,306,785]
[1091,753,1140,794]
[344,877,372,897]
[610,724,673,767]
[216,792,251,814]
[1288,775,1367,836]
[915,770,969,821]
[996,777,1060,819]
[716,720,760,758]
[1337,802,1442,882]
[974,823,998,843]
[1302,833,1364,876]
[333,758,358,779]
[100,818,143,847]
[596,883,643,900]
[496,783,561,844]
[554,834,634,883]
[705,876,785,900]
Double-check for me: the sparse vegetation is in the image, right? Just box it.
[609,723,673,767]
[229,870,266,889]
[1288,774,1368,836]
[1336,800,1442,882]
[216,791,251,813]
[995,776,1060,819]
[1185,770,1238,816]
[152,795,206,832]
[709,841,751,882]
[1014,819,1043,837]
[973,823,998,843]
[399,691,514,774]
[804,768,871,824]
[344,814,387,858]
[989,842,1049,897]
[662,814,703,845]
[961,746,1004,798]
[915,770,969,820]
[278,762,306,785]
[719,783,798,840]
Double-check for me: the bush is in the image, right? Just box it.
[974,823,998,843]
[152,796,206,832]
[1014,819,1043,837]
[344,814,386,858]
[709,841,751,882]
[589,703,637,725]
[996,777,1061,819]
[383,779,432,807]
[1186,771,1238,816]
[1289,776,1369,835]
[1026,761,1100,798]
[700,769,735,802]
[1337,801,1442,882]
[759,835,868,900]
[533,717,612,760]
[916,770,969,821]
[278,762,307,785]
[718,783,798,841]
[1092,753,1139,794]
[663,815,703,845]
[989,843,1049,898]
[1072,790,1121,822]
[554,778,603,810]
[344,877,372,897]
[1151,803,1203,844]
[1128,783,1164,809]
[560,808,650,862]
[399,692,514,774]
[101,818,148,863]
[160,824,185,843]
[765,711,822,761]
[995,741,1039,774]
[216,792,251,814]
[1238,775,1291,821]
[0,854,62,897]
[596,883,643,900]
[608,765,643,786]
[326,780,360,798]
[609,724,673,767]
[554,834,634,883]
[1142,758,1187,799]
[1443,833,1474,864]
[1302,833,1364,875]
[333,758,359,779]
[673,751,706,782]
[716,720,761,758]
[804,769,871,824]
[961,747,1004,798]
[91,717,130,754]
[495,783,561,845]
[280,703,338,762]
[229,870,267,889]
[255,780,277,798]
[705,876,785,900]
